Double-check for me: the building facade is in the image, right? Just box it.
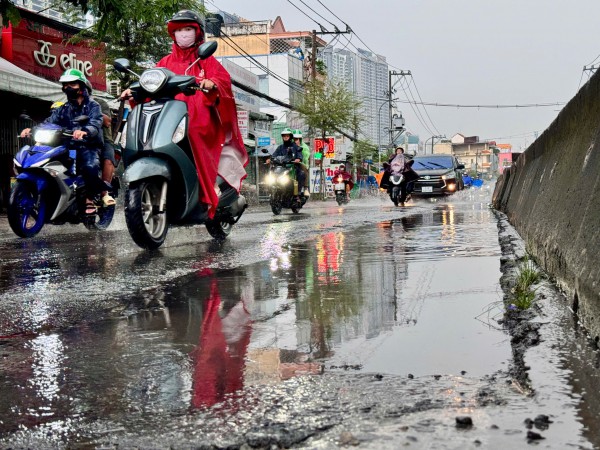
[321,46,389,146]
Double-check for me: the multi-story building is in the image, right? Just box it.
[321,46,389,146]
[208,13,326,128]
[450,134,499,176]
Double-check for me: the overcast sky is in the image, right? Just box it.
[208,0,600,150]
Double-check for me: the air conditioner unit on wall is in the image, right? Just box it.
[108,80,120,97]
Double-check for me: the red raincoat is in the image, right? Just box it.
[156,39,248,218]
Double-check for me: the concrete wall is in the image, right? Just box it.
[493,68,600,342]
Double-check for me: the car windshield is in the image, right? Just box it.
[412,156,454,170]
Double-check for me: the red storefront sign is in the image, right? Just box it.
[314,137,335,159]
[1,18,106,91]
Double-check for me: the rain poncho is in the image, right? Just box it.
[156,29,248,218]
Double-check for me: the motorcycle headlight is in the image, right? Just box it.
[33,129,60,145]
[140,69,167,93]
[172,117,187,143]
[278,174,290,185]
[266,173,276,185]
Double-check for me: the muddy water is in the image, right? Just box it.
[0,200,513,441]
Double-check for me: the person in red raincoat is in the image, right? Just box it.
[121,10,248,218]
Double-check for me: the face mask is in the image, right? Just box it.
[175,28,196,48]
[63,86,80,100]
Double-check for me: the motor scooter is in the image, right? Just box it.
[333,175,350,206]
[113,41,247,249]
[265,154,308,215]
[9,118,118,238]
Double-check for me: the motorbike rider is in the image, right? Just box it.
[267,128,305,196]
[94,97,117,207]
[20,68,106,214]
[120,9,248,219]
[381,146,419,203]
[333,164,353,199]
[292,129,310,195]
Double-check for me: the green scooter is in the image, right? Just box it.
[113,42,247,250]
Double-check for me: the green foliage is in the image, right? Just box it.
[1,2,21,26]
[510,257,541,311]
[350,139,377,167]
[81,0,205,75]
[296,79,362,140]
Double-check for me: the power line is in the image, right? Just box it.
[408,76,441,135]
[285,0,326,31]
[219,30,304,94]
[396,100,566,109]
[298,0,339,31]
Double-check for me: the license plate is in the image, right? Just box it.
[334,183,346,190]
[422,186,433,193]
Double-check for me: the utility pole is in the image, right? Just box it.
[387,70,411,146]
[583,64,599,81]
[309,26,352,200]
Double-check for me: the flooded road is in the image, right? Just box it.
[0,190,599,448]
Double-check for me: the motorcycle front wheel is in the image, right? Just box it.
[270,193,282,215]
[391,187,400,206]
[8,180,47,238]
[336,193,345,206]
[125,180,169,249]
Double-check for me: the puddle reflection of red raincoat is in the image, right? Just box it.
[191,277,252,408]
[156,43,248,218]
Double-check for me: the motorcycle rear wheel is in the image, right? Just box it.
[125,180,169,250]
[8,181,46,238]
[205,219,233,241]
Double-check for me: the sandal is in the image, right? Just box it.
[85,200,98,215]
[102,194,116,207]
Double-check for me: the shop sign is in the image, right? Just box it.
[237,110,249,138]
[1,18,106,90]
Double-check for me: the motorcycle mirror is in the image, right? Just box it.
[73,115,89,124]
[197,41,218,60]
[113,58,131,73]
[19,114,32,121]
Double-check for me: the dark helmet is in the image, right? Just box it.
[167,10,205,43]
[169,9,204,29]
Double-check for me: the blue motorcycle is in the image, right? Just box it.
[9,118,118,238]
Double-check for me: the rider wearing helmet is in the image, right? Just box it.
[20,68,105,214]
[292,129,310,196]
[120,9,248,218]
[268,128,305,195]
[292,129,310,167]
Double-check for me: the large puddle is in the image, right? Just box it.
[0,201,513,436]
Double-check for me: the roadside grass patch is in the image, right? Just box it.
[510,257,541,311]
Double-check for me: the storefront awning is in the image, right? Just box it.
[0,57,114,103]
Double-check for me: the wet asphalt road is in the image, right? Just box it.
[0,188,599,449]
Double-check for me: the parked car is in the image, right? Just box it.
[410,155,465,196]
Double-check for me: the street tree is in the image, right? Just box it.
[296,79,362,141]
